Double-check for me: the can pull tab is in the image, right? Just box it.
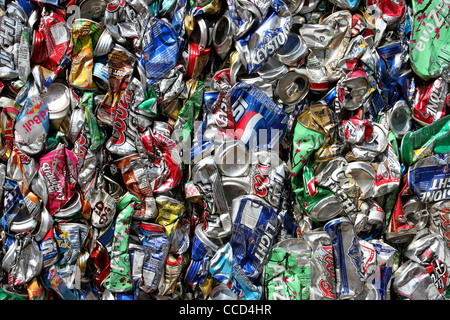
[285,82,299,98]
[66,5,80,30]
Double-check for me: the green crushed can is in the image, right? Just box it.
[264,238,312,300]
[410,0,450,80]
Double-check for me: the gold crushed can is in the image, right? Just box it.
[69,19,103,90]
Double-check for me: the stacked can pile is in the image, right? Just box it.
[0,0,449,300]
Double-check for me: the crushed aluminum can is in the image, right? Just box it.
[351,122,389,161]
[69,19,103,90]
[303,230,336,300]
[234,0,292,74]
[249,149,287,210]
[408,152,450,203]
[229,82,288,150]
[385,183,418,244]
[342,117,373,145]
[38,144,78,216]
[2,233,43,288]
[305,50,329,92]
[227,0,262,40]
[158,252,188,296]
[183,42,211,79]
[139,129,183,194]
[230,195,280,282]
[357,239,379,300]
[41,265,78,300]
[426,258,450,296]
[345,161,376,199]
[392,260,444,300]
[388,99,412,136]
[409,0,450,80]
[400,114,450,166]
[264,238,312,300]
[115,156,158,220]
[370,142,401,197]
[139,222,170,293]
[190,16,213,50]
[106,193,136,293]
[369,239,397,300]
[429,200,450,249]
[154,195,186,236]
[0,2,28,80]
[93,28,114,57]
[90,186,116,229]
[274,33,308,67]
[39,228,59,268]
[212,14,233,60]
[185,223,221,297]
[41,82,71,131]
[412,76,448,126]
[315,157,360,215]
[14,81,49,156]
[79,0,108,22]
[213,138,250,177]
[324,217,365,299]
[297,161,343,222]
[274,68,309,106]
[38,8,71,72]
[97,45,136,126]
[140,17,179,86]
[222,176,252,208]
[337,67,371,112]
[90,241,110,289]
[192,156,231,239]
[404,234,450,281]
[105,79,143,156]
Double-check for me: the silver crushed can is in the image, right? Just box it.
[429,200,450,249]
[370,239,397,300]
[324,217,365,299]
[303,230,336,300]
[274,68,309,107]
[192,156,231,238]
[275,33,308,67]
[392,260,444,300]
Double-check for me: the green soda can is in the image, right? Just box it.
[105,193,138,292]
[410,0,450,80]
[264,238,312,300]
[400,114,450,166]
[293,161,343,222]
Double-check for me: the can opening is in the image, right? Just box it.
[214,16,230,46]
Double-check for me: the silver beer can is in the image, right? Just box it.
[303,230,336,300]
[274,68,309,106]
[324,217,365,299]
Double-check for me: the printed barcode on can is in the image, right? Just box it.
[51,23,69,46]
[134,167,150,189]
[241,201,261,230]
